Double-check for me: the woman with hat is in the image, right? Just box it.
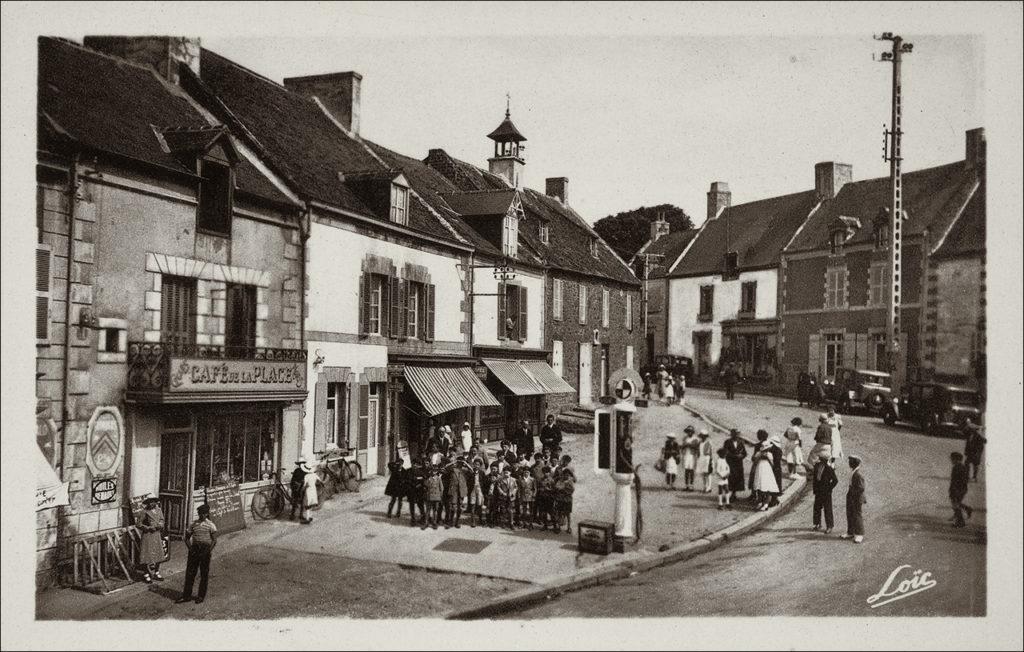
[459,422,474,455]
[751,430,780,511]
[783,417,805,479]
[805,414,834,473]
[138,494,165,583]
[696,429,715,493]
[661,433,681,489]
[681,426,700,491]
[723,429,748,502]
[300,458,318,524]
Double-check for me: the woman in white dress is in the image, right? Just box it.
[662,374,675,405]
[661,434,681,489]
[680,426,699,491]
[696,429,715,492]
[782,417,805,479]
[825,408,844,459]
[751,436,779,511]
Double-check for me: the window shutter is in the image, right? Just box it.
[36,246,51,341]
[843,332,856,369]
[808,333,821,375]
[425,283,436,341]
[359,273,371,336]
[389,276,403,339]
[406,281,415,338]
[313,375,328,453]
[518,285,528,342]
[497,280,507,340]
[357,384,370,450]
[854,333,869,369]
[380,275,391,338]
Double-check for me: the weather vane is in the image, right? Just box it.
[505,91,511,117]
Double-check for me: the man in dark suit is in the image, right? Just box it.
[511,419,535,458]
[842,455,866,543]
[811,452,839,533]
[722,363,738,400]
[949,451,973,528]
[539,414,563,453]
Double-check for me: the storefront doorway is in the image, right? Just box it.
[159,429,193,538]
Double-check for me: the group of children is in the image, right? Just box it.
[385,442,578,533]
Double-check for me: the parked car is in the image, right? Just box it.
[882,381,984,435]
[829,367,892,414]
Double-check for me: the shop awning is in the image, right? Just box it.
[404,366,501,416]
[482,359,547,395]
[521,361,576,394]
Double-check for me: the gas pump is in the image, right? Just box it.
[593,368,643,550]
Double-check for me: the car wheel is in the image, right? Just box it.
[924,413,940,436]
[883,411,896,427]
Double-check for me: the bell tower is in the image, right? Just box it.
[487,95,527,188]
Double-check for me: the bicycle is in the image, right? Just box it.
[250,471,295,520]
[316,449,363,501]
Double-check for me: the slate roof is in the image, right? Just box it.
[670,190,820,277]
[633,229,699,279]
[932,183,985,260]
[487,114,527,142]
[37,37,294,208]
[787,161,979,253]
[441,190,517,217]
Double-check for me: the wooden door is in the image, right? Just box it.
[578,342,592,405]
[159,430,194,538]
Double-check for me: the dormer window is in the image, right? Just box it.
[873,208,890,249]
[723,251,739,280]
[197,160,233,236]
[503,214,519,258]
[390,183,409,226]
[590,237,599,258]
[539,223,550,245]
[829,229,845,255]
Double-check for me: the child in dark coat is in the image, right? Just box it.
[536,466,555,530]
[552,460,576,534]
[424,468,443,530]
[385,459,407,519]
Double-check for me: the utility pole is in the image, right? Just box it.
[638,251,664,347]
[875,31,913,394]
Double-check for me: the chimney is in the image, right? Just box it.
[284,71,362,135]
[650,216,670,243]
[545,177,568,204]
[965,128,986,170]
[814,162,853,200]
[706,182,731,221]
[83,36,200,85]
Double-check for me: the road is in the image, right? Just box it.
[510,388,987,617]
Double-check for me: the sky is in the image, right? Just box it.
[202,31,983,225]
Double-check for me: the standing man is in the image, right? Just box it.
[963,421,987,482]
[175,503,217,604]
[513,419,535,458]
[841,455,866,543]
[289,458,311,522]
[723,363,738,400]
[539,414,563,454]
[811,453,838,533]
[949,452,973,528]
[723,428,748,502]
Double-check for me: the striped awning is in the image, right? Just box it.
[482,359,547,396]
[521,361,576,395]
[404,366,501,416]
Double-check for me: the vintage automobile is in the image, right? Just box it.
[830,367,893,414]
[882,381,984,435]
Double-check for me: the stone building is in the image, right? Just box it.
[36,37,307,584]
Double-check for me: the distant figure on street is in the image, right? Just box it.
[517,467,537,530]
[841,455,866,543]
[642,373,653,400]
[825,406,844,459]
[805,414,833,472]
[723,428,748,502]
[963,421,987,482]
[751,430,779,511]
[661,433,681,489]
[662,373,676,405]
[783,417,805,478]
[722,363,738,400]
[385,458,407,519]
[715,449,733,510]
[539,414,563,452]
[766,435,784,507]
[175,503,217,605]
[656,365,669,400]
[681,426,700,491]
[553,458,576,533]
[797,371,813,407]
[811,452,838,533]
[674,374,686,407]
[949,452,974,528]
[697,429,714,493]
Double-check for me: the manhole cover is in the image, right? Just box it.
[433,538,492,554]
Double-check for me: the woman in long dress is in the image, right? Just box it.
[723,429,748,501]
[138,494,165,583]
[662,375,675,405]
[782,417,805,479]
[301,460,319,524]
[751,438,780,511]
[696,429,715,492]
[680,426,700,491]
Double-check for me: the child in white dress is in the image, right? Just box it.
[715,449,732,510]
[783,417,805,479]
[696,430,715,493]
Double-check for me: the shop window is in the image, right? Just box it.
[197,160,233,236]
[194,411,277,489]
[225,283,257,353]
[326,383,350,449]
[390,183,409,226]
[161,275,197,350]
[698,285,714,322]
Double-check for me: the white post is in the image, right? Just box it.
[612,471,634,539]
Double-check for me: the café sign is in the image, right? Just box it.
[170,358,306,393]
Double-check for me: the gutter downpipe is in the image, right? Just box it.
[60,151,81,483]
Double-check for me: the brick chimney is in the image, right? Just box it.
[545,177,568,204]
[83,36,200,85]
[650,216,670,243]
[706,182,731,221]
[965,128,986,170]
[284,71,362,135]
[814,162,853,200]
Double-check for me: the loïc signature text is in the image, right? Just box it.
[866,565,938,608]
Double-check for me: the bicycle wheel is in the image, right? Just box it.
[316,470,336,506]
[251,487,284,520]
[344,461,363,492]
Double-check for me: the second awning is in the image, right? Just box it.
[404,366,501,416]
[482,359,547,395]
[521,361,576,394]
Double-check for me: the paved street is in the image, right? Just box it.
[511,388,987,617]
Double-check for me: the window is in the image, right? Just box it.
[590,237,599,258]
[829,230,845,255]
[825,267,846,309]
[723,251,739,280]
[390,183,409,225]
[869,332,887,370]
[194,410,277,488]
[225,283,257,352]
[366,275,385,336]
[407,282,421,339]
[740,281,757,315]
[602,289,610,328]
[326,383,349,448]
[868,265,888,307]
[96,318,128,363]
[552,340,564,377]
[824,333,844,378]
[498,283,528,341]
[626,294,633,331]
[874,221,889,249]
[698,285,714,321]
[578,284,588,324]
[161,275,197,349]
[552,278,563,321]
[36,245,51,343]
[539,223,550,245]
[502,215,519,258]
[197,160,233,236]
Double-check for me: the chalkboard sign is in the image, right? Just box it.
[127,494,150,526]
[203,483,246,535]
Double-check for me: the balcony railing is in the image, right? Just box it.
[127,341,307,401]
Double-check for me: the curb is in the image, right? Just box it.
[444,406,811,620]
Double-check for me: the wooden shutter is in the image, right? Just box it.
[425,284,435,341]
[359,273,371,336]
[380,275,391,338]
[518,285,528,342]
[843,333,856,369]
[36,246,51,341]
[389,276,403,339]
[854,334,869,370]
[808,333,821,375]
[161,276,196,349]
[357,384,370,449]
[313,374,328,453]
[406,281,416,338]
[497,280,507,340]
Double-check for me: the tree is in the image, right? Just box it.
[593,204,694,262]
